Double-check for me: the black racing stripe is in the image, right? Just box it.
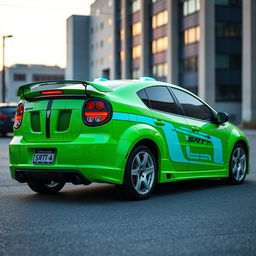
[46,100,53,138]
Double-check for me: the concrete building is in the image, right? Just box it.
[66,15,90,80]
[1,64,64,103]
[66,0,256,124]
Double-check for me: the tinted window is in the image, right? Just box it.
[145,86,179,114]
[172,88,214,121]
[137,89,150,108]
[0,107,16,116]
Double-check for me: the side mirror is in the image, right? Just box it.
[217,112,229,124]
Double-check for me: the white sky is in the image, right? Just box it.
[0,0,94,68]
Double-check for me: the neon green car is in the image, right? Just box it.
[9,78,249,199]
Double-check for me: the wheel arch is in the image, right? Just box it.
[234,139,250,174]
[132,138,160,168]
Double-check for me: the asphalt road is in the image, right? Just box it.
[0,133,256,256]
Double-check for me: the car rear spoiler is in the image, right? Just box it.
[17,80,113,99]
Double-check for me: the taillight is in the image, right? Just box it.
[40,90,63,95]
[83,99,112,126]
[14,103,24,129]
[0,114,7,119]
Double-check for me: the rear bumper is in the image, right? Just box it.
[15,169,91,185]
[9,135,132,184]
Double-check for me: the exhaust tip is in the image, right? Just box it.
[71,175,83,185]
[15,172,27,183]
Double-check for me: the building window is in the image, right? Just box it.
[91,27,94,34]
[184,26,200,44]
[120,51,125,61]
[13,73,26,81]
[132,22,142,36]
[183,0,200,16]
[108,37,113,43]
[108,18,113,26]
[152,37,168,53]
[215,0,242,6]
[100,58,104,65]
[132,0,141,13]
[216,54,241,69]
[216,23,242,38]
[216,84,241,101]
[100,22,104,30]
[33,74,64,82]
[152,10,168,29]
[132,45,142,59]
[100,40,104,47]
[181,57,198,73]
[120,29,124,41]
[132,69,140,78]
[108,55,113,61]
[152,63,168,78]
[108,0,112,7]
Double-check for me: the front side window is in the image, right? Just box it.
[144,86,179,115]
[172,88,214,121]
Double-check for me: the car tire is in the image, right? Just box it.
[27,180,65,194]
[224,143,247,185]
[119,145,157,200]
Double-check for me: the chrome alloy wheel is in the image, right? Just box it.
[131,151,155,195]
[231,147,247,182]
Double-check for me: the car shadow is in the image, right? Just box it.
[19,178,246,205]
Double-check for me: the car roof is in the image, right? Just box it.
[90,79,182,91]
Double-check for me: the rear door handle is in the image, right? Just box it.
[191,126,200,132]
[154,120,165,126]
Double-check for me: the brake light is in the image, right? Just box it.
[14,103,24,129]
[0,114,7,119]
[86,101,95,110]
[40,90,63,95]
[83,99,112,126]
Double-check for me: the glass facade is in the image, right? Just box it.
[115,0,243,107]
[152,63,168,79]
[152,10,168,29]
[184,26,200,44]
[179,0,200,94]
[215,0,242,102]
[132,22,142,36]
[152,37,168,53]
[131,0,141,78]
[151,0,168,82]
[183,0,200,16]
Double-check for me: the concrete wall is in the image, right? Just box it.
[242,0,256,123]
[66,15,90,80]
[90,0,115,80]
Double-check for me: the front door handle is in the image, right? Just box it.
[191,126,200,132]
[154,120,165,126]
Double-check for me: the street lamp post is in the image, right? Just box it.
[2,35,13,103]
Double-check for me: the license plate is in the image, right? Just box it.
[33,149,55,165]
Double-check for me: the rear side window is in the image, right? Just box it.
[137,89,151,108]
[145,86,179,115]
[172,88,214,121]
